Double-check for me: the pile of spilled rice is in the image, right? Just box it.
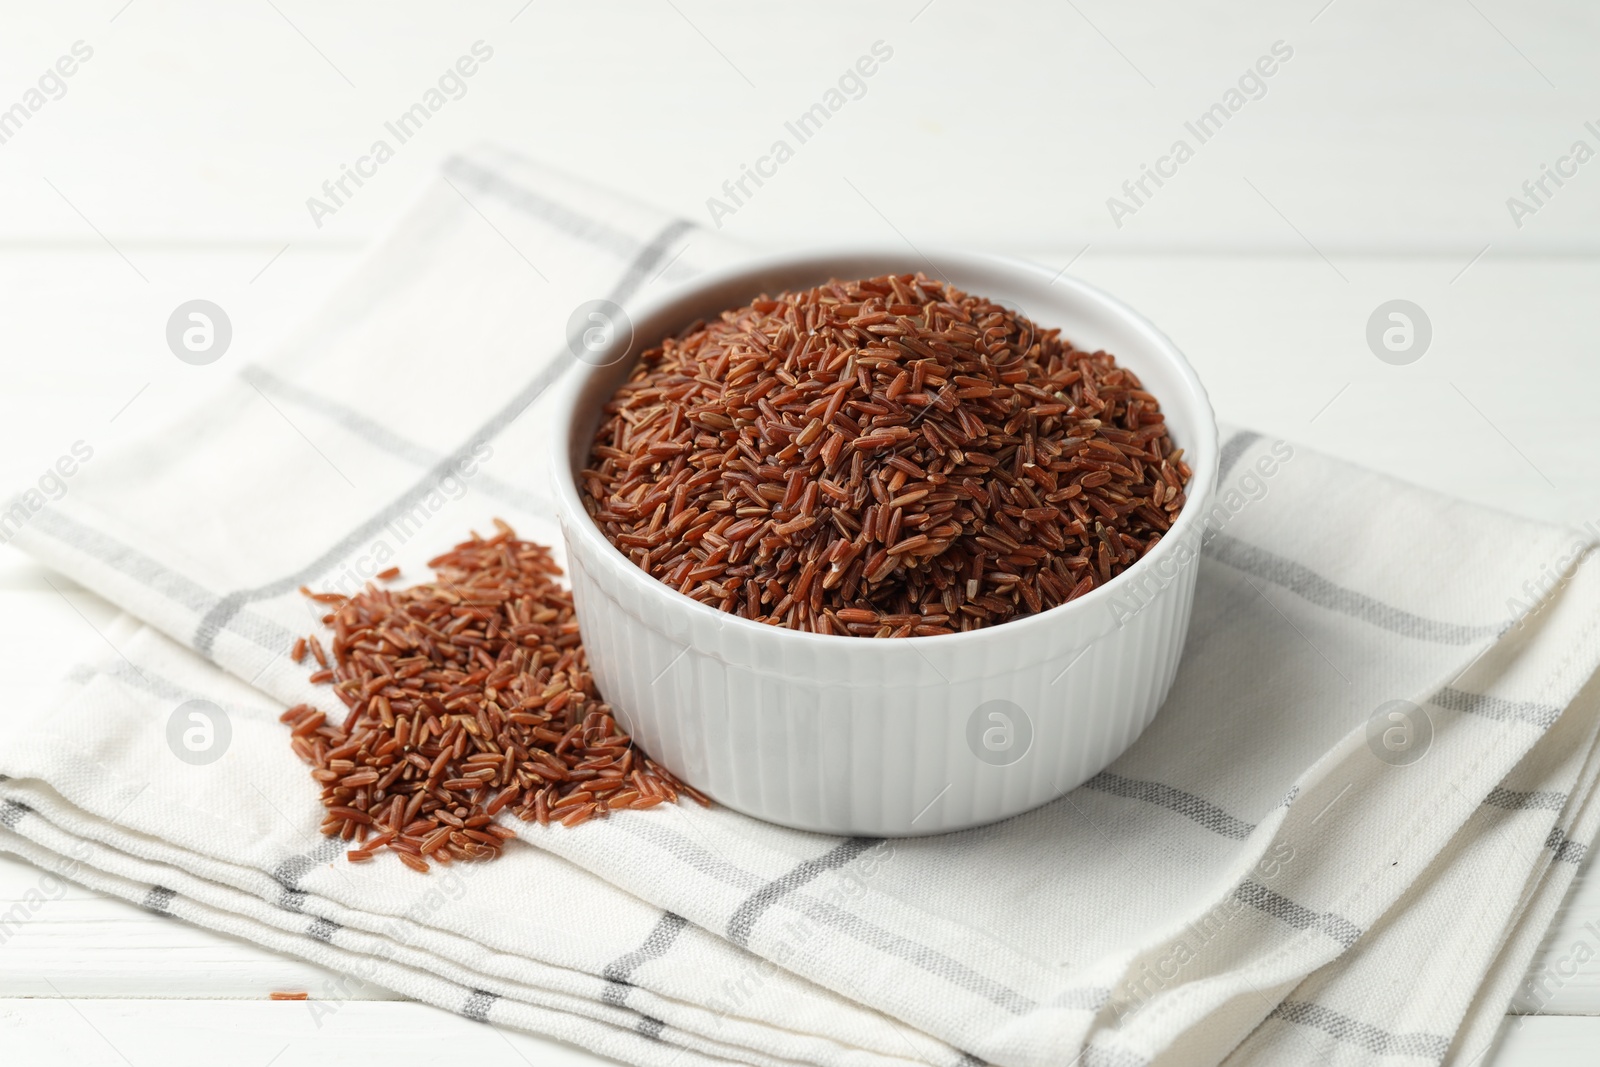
[281,521,706,873]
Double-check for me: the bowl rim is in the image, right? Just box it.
[547,246,1220,650]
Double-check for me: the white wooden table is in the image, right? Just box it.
[2,3,1597,1063]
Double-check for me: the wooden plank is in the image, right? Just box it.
[1478,1015,1600,1067]
[0,997,1592,1066]
[0,998,615,1067]
[1512,854,1600,1015]
[0,3,1596,248]
[0,852,401,1001]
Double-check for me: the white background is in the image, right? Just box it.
[0,2,1596,1064]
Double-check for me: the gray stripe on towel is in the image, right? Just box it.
[26,509,298,656]
[194,218,691,658]
[601,912,688,1007]
[15,188,665,664]
[1431,687,1561,730]
[1050,987,1113,1011]
[1484,787,1567,811]
[1206,533,1500,645]
[241,366,556,516]
[604,219,694,306]
[786,893,1038,1015]
[617,820,1036,1015]
[443,154,668,264]
[1269,1000,1450,1060]
[1080,1045,1148,1067]
[1216,430,1263,482]
[272,836,347,911]
[26,506,220,614]
[0,800,32,829]
[1234,881,1362,948]
[141,885,176,914]
[1546,826,1589,865]
[727,838,881,947]
[1082,772,1256,840]
[67,662,272,724]
[616,820,764,891]
[460,989,498,1023]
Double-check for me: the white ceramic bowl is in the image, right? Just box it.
[548,249,1218,835]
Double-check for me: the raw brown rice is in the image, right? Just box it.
[582,273,1189,636]
[283,521,706,872]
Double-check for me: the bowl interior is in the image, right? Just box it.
[553,248,1218,645]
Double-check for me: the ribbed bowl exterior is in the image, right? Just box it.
[563,511,1201,835]
[551,249,1218,836]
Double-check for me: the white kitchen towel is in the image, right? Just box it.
[3,144,1598,1067]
